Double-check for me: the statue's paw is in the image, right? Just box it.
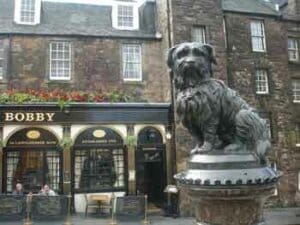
[224,143,245,152]
[191,142,213,154]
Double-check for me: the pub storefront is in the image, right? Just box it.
[0,103,172,212]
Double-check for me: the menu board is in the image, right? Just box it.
[115,195,145,220]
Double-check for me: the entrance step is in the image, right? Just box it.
[147,203,164,216]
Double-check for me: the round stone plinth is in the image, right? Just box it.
[174,152,281,225]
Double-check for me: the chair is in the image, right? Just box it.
[98,194,112,215]
[84,194,100,217]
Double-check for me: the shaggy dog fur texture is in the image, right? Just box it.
[167,42,270,162]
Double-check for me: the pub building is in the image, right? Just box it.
[0,103,172,212]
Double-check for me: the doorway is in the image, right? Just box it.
[136,127,166,205]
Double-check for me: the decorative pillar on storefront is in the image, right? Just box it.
[165,125,173,185]
[0,126,3,193]
[62,125,72,195]
[126,124,136,194]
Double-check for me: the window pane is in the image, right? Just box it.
[74,148,126,192]
[50,42,71,80]
[20,0,36,23]
[288,38,299,61]
[293,80,300,102]
[118,5,134,28]
[122,44,141,81]
[251,21,265,51]
[255,70,269,94]
[192,27,206,44]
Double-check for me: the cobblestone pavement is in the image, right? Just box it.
[0,208,299,225]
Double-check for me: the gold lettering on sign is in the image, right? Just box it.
[5,113,14,121]
[3,112,56,122]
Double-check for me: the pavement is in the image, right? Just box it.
[0,208,299,225]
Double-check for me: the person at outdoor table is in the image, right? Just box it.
[12,183,24,195]
[39,184,56,196]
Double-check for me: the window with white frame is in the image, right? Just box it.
[292,80,300,103]
[14,0,41,25]
[49,42,72,80]
[255,69,269,94]
[112,3,139,30]
[0,40,4,79]
[288,38,299,61]
[250,20,266,52]
[192,27,206,44]
[122,44,142,81]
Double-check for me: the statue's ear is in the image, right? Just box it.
[167,45,178,68]
[202,44,217,65]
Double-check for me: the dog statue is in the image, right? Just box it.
[167,42,270,164]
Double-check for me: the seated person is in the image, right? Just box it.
[12,183,24,195]
[39,184,56,196]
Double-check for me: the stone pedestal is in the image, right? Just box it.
[175,153,280,225]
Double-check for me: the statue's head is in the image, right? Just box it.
[167,42,216,87]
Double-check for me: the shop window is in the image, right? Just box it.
[14,0,41,25]
[49,42,72,81]
[137,127,163,146]
[192,26,206,44]
[3,127,61,194]
[250,20,266,52]
[288,38,299,62]
[122,44,142,81]
[73,127,126,193]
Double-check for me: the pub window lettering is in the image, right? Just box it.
[288,38,299,61]
[49,42,72,80]
[192,27,206,44]
[255,69,269,94]
[122,44,142,81]
[250,20,266,52]
[14,0,41,25]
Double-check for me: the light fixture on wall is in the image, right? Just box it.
[166,126,172,140]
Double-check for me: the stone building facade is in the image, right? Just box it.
[169,0,300,215]
[0,0,299,217]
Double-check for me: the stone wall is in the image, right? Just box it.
[170,0,300,216]
[0,36,170,103]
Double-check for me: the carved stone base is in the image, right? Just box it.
[174,152,280,225]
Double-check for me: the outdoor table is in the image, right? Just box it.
[89,194,111,214]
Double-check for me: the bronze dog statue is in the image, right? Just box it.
[167,42,270,163]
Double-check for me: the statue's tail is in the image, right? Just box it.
[235,109,271,163]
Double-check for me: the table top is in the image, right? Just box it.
[89,194,111,202]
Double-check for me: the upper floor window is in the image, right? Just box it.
[0,40,4,79]
[192,27,206,44]
[49,42,72,81]
[122,44,142,81]
[255,69,269,94]
[288,38,299,61]
[14,0,41,25]
[112,3,139,30]
[250,20,266,52]
[292,80,300,103]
